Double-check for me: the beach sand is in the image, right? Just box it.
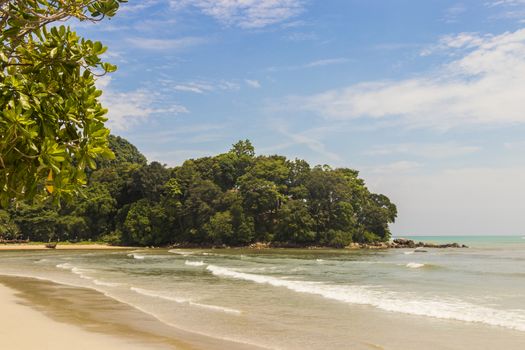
[0,282,167,350]
[0,276,261,350]
[0,244,133,251]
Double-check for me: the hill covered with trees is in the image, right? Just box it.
[0,137,397,247]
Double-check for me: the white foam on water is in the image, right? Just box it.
[316,259,324,263]
[127,253,145,260]
[185,260,205,267]
[93,279,121,287]
[131,287,190,303]
[56,263,73,270]
[206,264,525,332]
[403,251,414,255]
[130,287,241,315]
[406,262,425,269]
[168,249,195,256]
[188,301,241,315]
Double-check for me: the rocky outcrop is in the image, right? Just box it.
[249,242,271,249]
[390,238,468,249]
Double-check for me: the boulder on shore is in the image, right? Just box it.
[389,238,468,249]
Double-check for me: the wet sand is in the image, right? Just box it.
[0,276,262,350]
[0,244,133,250]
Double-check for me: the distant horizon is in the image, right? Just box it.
[395,234,524,237]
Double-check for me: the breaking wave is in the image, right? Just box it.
[206,264,525,331]
[130,287,240,315]
[406,262,425,269]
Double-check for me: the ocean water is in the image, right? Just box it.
[1,236,525,349]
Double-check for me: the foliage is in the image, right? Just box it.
[5,137,397,247]
[0,0,126,206]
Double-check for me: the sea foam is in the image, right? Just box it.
[185,260,205,267]
[206,264,525,331]
[406,262,425,268]
[127,253,145,260]
[168,249,195,256]
[130,287,241,315]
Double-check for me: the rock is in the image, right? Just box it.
[249,242,270,249]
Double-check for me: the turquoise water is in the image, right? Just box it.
[1,236,524,349]
[401,235,525,246]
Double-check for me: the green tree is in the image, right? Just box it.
[203,211,233,245]
[0,0,125,206]
[0,209,20,239]
[121,199,169,246]
[275,200,315,244]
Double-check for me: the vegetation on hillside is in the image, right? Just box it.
[0,137,397,247]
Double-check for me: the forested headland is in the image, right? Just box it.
[0,137,397,248]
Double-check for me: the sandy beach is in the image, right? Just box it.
[0,244,133,250]
[0,282,167,350]
[0,275,262,350]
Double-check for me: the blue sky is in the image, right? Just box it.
[74,1,525,236]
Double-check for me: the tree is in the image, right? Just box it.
[121,199,169,246]
[275,200,315,244]
[0,0,126,206]
[0,209,19,239]
[203,211,233,245]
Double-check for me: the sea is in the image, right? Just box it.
[1,236,524,349]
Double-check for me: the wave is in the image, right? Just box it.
[130,287,241,315]
[168,249,195,256]
[206,264,525,331]
[56,263,121,287]
[130,287,190,303]
[127,253,145,260]
[316,259,324,263]
[56,263,73,270]
[92,279,121,287]
[403,251,414,255]
[188,301,241,315]
[406,262,425,269]
[185,260,205,267]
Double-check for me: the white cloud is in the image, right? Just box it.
[420,32,487,56]
[245,79,261,88]
[157,78,241,94]
[268,57,349,72]
[443,3,467,23]
[120,0,161,12]
[286,28,525,129]
[125,37,206,50]
[366,142,481,159]
[261,123,343,163]
[170,0,304,28]
[487,0,525,7]
[173,82,215,94]
[97,76,188,131]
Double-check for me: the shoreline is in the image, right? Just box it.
[0,243,134,251]
[0,275,263,350]
[0,280,167,350]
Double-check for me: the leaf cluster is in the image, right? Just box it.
[1,0,125,206]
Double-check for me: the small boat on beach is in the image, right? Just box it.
[45,243,57,249]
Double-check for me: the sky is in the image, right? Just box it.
[72,0,525,236]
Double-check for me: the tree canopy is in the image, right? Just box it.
[0,0,126,207]
[1,138,397,247]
